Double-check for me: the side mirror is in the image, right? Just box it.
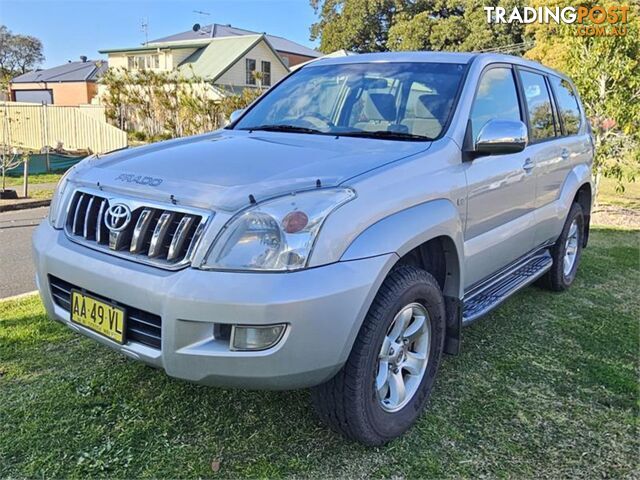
[474,119,528,155]
[229,109,245,124]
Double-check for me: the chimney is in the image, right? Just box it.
[80,55,88,63]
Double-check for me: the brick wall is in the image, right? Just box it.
[10,82,97,106]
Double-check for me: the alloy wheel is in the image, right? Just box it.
[563,218,580,277]
[376,302,431,413]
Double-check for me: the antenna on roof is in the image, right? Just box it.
[192,10,212,36]
[141,17,149,45]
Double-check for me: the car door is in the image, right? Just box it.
[463,64,537,288]
[531,74,592,245]
[515,68,566,247]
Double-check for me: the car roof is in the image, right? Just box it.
[309,51,475,66]
[304,51,570,82]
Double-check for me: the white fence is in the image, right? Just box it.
[0,102,127,154]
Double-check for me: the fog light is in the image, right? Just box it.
[230,324,286,351]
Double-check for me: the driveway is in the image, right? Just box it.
[0,207,48,299]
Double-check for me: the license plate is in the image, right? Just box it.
[70,290,126,344]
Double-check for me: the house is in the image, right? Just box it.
[147,23,321,67]
[99,34,292,96]
[9,58,107,105]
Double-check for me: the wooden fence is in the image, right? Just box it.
[0,102,127,154]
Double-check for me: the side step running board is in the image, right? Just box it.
[462,250,553,325]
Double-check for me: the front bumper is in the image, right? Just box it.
[33,221,395,389]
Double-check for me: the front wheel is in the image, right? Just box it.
[540,203,584,291]
[311,266,446,445]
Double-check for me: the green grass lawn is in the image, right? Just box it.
[2,173,63,187]
[0,227,638,478]
[2,173,61,201]
[26,188,56,200]
[599,176,640,210]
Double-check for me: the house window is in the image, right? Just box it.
[246,59,256,85]
[127,54,160,70]
[261,61,271,86]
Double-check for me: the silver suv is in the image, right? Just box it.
[33,52,593,445]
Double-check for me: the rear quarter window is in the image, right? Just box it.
[550,77,582,135]
[519,70,557,142]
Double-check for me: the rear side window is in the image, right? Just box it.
[519,70,556,141]
[550,77,581,135]
[470,67,521,141]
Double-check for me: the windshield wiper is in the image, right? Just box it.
[240,124,323,134]
[337,130,432,141]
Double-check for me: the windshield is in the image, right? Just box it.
[233,62,467,140]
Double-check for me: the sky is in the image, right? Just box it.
[0,0,320,68]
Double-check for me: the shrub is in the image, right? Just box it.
[100,68,263,141]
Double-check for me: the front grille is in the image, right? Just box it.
[49,275,162,349]
[64,190,208,269]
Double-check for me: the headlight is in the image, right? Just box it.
[48,166,75,227]
[201,188,355,271]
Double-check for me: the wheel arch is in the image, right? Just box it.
[573,182,592,247]
[559,163,592,248]
[341,199,465,355]
[341,198,465,298]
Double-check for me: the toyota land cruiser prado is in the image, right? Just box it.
[33,52,593,445]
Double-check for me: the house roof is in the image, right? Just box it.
[149,23,321,58]
[98,42,211,54]
[177,35,288,82]
[11,60,107,83]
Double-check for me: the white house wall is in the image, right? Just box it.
[170,49,199,69]
[107,54,129,69]
[107,49,198,71]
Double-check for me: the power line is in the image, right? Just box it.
[474,40,535,55]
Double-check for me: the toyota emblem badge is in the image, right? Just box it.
[105,203,132,232]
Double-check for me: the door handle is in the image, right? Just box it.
[561,149,570,160]
[523,158,534,172]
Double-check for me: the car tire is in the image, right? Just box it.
[539,202,584,292]
[310,265,446,445]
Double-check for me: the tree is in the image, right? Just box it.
[525,0,640,197]
[0,147,25,194]
[0,25,45,80]
[310,0,404,53]
[11,34,45,74]
[309,0,528,54]
[388,0,528,53]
